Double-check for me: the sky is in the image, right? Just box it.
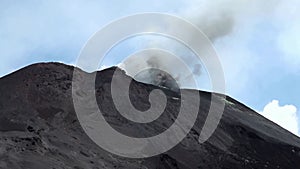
[0,0,300,135]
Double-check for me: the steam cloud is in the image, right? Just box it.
[120,0,280,90]
[119,51,201,91]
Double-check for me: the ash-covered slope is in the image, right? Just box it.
[0,62,300,169]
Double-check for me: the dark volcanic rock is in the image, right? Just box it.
[0,62,300,169]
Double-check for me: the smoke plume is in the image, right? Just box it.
[121,0,280,90]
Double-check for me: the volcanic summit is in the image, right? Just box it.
[0,62,299,169]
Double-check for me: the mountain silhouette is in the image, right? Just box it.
[0,62,299,169]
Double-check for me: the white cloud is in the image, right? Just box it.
[259,100,299,136]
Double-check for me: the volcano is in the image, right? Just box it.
[0,62,300,169]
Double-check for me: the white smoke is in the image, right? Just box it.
[121,0,281,90]
[119,49,199,90]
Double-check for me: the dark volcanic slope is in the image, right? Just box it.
[0,62,300,169]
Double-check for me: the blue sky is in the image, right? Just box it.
[0,0,300,135]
